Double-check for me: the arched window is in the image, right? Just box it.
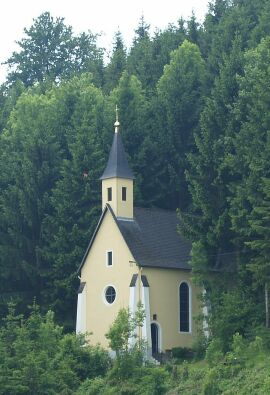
[179,282,190,332]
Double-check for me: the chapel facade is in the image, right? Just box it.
[76,112,203,357]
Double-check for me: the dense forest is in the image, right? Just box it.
[1,0,270,392]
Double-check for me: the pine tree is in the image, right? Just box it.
[104,31,127,94]
[181,37,244,271]
[127,17,155,93]
[157,40,206,209]
[41,77,105,328]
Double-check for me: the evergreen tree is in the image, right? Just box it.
[187,11,201,45]
[229,37,270,279]
[181,37,244,270]
[0,74,105,325]
[157,40,206,209]
[0,90,64,314]
[247,178,270,327]
[229,37,270,236]
[42,78,105,328]
[0,80,25,133]
[149,23,187,90]
[104,31,127,94]
[127,17,155,92]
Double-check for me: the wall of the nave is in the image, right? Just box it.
[142,267,202,351]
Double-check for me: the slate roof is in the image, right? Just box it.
[117,207,191,270]
[100,131,134,180]
[78,204,192,273]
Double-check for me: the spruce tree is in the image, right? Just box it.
[104,31,127,94]
[157,40,206,210]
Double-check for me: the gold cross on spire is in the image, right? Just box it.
[114,104,120,133]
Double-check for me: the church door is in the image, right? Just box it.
[151,323,159,356]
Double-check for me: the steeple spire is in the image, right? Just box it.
[114,105,120,133]
[100,107,134,180]
[100,107,134,219]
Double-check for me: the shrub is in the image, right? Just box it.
[202,367,221,395]
[0,303,110,395]
[171,347,193,360]
[205,338,224,367]
[75,377,106,395]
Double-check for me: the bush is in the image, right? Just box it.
[136,367,169,395]
[192,331,208,360]
[172,347,193,360]
[205,338,224,367]
[0,303,110,395]
[202,367,222,395]
[76,377,106,395]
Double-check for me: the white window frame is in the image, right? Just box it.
[178,281,192,334]
[103,284,117,305]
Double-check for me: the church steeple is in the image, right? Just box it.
[100,108,134,219]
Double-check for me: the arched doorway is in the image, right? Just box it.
[151,323,159,357]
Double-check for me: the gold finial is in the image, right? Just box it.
[114,105,120,133]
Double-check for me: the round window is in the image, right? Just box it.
[105,286,116,304]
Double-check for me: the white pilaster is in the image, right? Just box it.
[129,281,137,347]
[76,284,86,334]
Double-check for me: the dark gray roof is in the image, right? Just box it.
[77,282,86,293]
[78,204,192,273]
[129,274,150,287]
[117,207,191,270]
[100,132,134,180]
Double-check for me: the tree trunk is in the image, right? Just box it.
[265,283,269,328]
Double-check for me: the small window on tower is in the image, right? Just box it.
[122,187,127,201]
[107,187,112,201]
[107,251,113,266]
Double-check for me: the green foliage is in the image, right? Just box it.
[135,367,169,395]
[208,288,261,350]
[77,366,169,395]
[0,73,106,327]
[171,347,193,360]
[105,303,145,355]
[76,377,106,395]
[104,31,127,94]
[2,3,270,381]
[157,39,206,209]
[205,338,224,367]
[4,12,104,87]
[105,304,145,383]
[0,303,110,395]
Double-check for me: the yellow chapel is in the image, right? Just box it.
[76,112,203,358]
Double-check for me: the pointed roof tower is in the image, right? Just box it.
[100,106,134,180]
